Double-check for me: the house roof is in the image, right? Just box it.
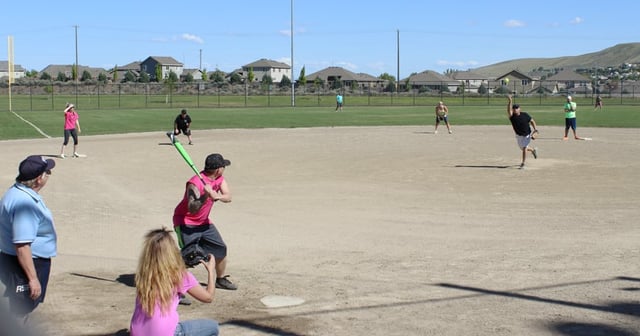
[0,61,26,72]
[143,56,182,65]
[402,70,456,84]
[115,61,141,71]
[243,58,290,69]
[40,64,107,77]
[306,67,362,81]
[497,70,532,81]
[450,70,486,80]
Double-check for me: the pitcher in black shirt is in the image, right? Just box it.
[507,96,538,169]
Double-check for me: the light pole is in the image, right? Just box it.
[290,0,295,107]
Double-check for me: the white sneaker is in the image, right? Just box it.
[434,130,438,134]
[448,129,452,134]
[73,152,80,158]
[60,154,65,159]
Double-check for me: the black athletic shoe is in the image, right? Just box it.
[178,294,192,305]
[216,275,237,290]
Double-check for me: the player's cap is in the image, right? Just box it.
[567,95,572,100]
[17,155,55,181]
[512,104,520,109]
[205,153,231,170]
[181,109,187,114]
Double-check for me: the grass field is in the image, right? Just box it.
[1,102,638,140]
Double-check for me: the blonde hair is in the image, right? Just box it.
[135,228,186,316]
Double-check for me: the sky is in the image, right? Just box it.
[2,0,639,80]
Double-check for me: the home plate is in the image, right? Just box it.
[260,295,305,308]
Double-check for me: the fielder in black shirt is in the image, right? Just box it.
[169,109,194,145]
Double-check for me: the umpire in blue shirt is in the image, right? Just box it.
[0,155,57,321]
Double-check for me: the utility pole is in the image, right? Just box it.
[199,49,202,70]
[396,29,400,94]
[74,25,79,104]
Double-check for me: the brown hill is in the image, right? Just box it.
[472,42,640,77]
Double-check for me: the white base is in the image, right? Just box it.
[260,295,305,308]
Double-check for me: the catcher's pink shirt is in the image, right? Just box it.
[173,173,224,226]
[129,272,198,336]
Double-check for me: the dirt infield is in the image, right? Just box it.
[1,125,639,336]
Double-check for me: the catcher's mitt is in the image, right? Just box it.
[531,130,539,140]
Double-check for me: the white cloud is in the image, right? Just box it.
[570,17,584,24]
[181,33,204,44]
[436,60,480,68]
[279,29,292,37]
[504,19,525,28]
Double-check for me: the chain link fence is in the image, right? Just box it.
[1,80,639,112]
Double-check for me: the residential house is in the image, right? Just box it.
[401,70,458,92]
[140,56,183,81]
[242,59,291,83]
[546,69,592,95]
[0,61,26,81]
[40,64,107,81]
[497,70,534,95]
[450,70,488,93]
[181,68,205,81]
[110,61,141,82]
[305,66,385,90]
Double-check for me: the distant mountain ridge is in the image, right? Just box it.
[472,43,640,77]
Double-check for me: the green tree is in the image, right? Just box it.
[56,72,67,82]
[379,72,396,92]
[81,70,92,81]
[248,67,255,83]
[298,66,307,87]
[279,75,291,88]
[314,77,324,89]
[211,69,225,83]
[26,69,38,78]
[201,68,208,81]
[98,73,107,82]
[229,72,241,84]
[184,72,194,83]
[72,65,77,81]
[40,72,51,80]
[113,65,118,82]
[138,71,150,83]
[261,74,273,84]
[478,83,487,94]
[124,70,136,82]
[167,70,178,83]
[378,72,396,82]
[155,64,162,82]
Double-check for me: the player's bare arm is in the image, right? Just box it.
[187,183,208,213]
[212,180,232,203]
[507,96,514,117]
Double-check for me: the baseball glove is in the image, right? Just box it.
[531,130,539,140]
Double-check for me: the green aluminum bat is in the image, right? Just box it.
[167,133,205,184]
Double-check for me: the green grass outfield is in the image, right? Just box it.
[1,104,638,140]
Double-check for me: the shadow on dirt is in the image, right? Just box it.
[438,278,640,336]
